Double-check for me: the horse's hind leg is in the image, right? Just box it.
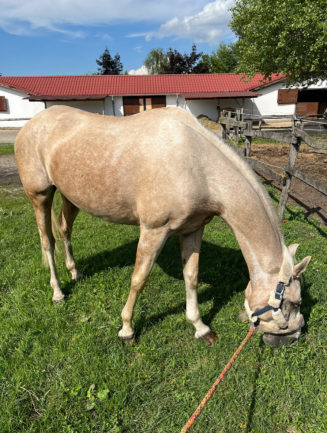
[29,187,65,303]
[118,226,169,341]
[180,227,217,344]
[57,194,82,281]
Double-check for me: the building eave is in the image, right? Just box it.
[182,91,260,99]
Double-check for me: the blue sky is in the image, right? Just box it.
[0,0,235,76]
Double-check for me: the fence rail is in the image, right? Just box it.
[218,110,327,219]
[0,118,31,121]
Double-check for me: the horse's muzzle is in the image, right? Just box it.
[262,329,301,348]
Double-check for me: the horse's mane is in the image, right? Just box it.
[192,112,284,245]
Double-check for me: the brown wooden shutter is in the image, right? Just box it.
[151,96,166,109]
[277,89,298,104]
[123,97,140,116]
[0,96,7,111]
[296,102,319,116]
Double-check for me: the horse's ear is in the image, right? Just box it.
[288,243,299,257]
[293,256,311,278]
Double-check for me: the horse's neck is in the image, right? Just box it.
[207,150,286,284]
[231,221,285,285]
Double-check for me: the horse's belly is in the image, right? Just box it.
[54,180,140,225]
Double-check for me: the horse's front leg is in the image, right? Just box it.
[180,227,217,345]
[118,225,169,342]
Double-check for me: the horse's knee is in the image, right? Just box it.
[184,268,198,286]
[131,273,146,292]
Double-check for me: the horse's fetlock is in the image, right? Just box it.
[186,312,201,324]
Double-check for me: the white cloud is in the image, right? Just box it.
[128,65,149,75]
[154,0,234,45]
[0,0,212,36]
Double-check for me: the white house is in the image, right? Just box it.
[0,74,326,130]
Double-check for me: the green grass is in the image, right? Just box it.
[1,185,327,433]
[252,137,280,145]
[0,144,14,155]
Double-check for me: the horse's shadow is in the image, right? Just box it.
[70,236,248,334]
[65,235,315,337]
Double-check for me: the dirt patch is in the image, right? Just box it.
[198,115,327,223]
[0,154,21,185]
[250,142,327,222]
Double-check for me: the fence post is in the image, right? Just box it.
[221,124,227,140]
[277,119,301,219]
[232,110,241,144]
[244,136,252,157]
[244,120,253,157]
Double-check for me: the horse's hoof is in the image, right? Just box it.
[200,330,218,345]
[72,270,83,281]
[52,294,65,303]
[119,334,135,345]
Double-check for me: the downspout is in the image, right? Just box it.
[176,94,179,107]
[111,96,116,116]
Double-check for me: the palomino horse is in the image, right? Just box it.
[15,106,311,347]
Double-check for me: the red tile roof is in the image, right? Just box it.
[0,73,283,99]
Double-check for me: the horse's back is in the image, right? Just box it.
[15,106,214,225]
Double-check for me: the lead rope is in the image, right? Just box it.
[179,326,255,433]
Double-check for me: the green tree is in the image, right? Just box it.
[96,47,123,75]
[230,0,327,85]
[144,45,210,74]
[163,44,205,74]
[144,48,169,74]
[201,43,239,73]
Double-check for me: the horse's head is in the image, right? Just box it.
[245,244,311,348]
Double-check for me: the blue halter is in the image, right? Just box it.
[251,282,285,326]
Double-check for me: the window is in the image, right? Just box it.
[0,96,7,112]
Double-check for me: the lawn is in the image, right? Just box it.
[0,184,326,433]
[0,144,14,156]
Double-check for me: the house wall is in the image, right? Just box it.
[166,95,179,108]
[184,98,220,121]
[0,86,44,128]
[245,81,296,116]
[46,97,125,116]
[46,99,105,113]
[183,97,251,121]
[105,96,124,116]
